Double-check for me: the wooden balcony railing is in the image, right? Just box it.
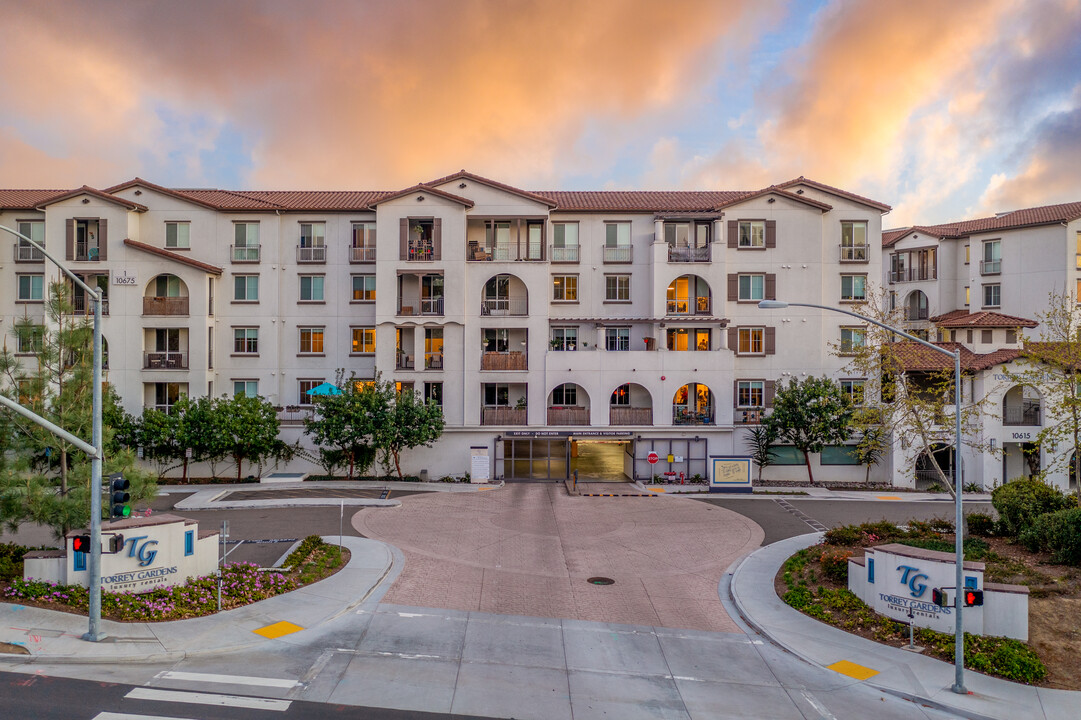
[609,407,652,425]
[547,407,589,425]
[481,407,526,426]
[143,296,189,316]
[481,351,526,371]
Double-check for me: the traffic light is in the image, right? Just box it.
[71,535,92,553]
[931,588,951,607]
[107,534,125,554]
[963,589,984,607]
[109,473,131,519]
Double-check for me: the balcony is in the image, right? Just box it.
[603,246,632,263]
[143,352,189,370]
[396,353,415,370]
[231,244,261,263]
[467,243,543,262]
[74,244,102,262]
[143,296,189,316]
[276,405,314,426]
[840,245,868,262]
[904,307,929,321]
[14,244,44,262]
[350,246,376,263]
[70,296,110,316]
[424,351,443,370]
[734,408,764,425]
[481,297,528,316]
[673,408,714,425]
[481,351,527,371]
[609,407,652,425]
[666,295,712,316]
[296,246,326,263]
[547,407,589,425]
[549,245,579,263]
[482,407,526,426]
[397,297,445,316]
[980,259,1001,275]
[889,267,937,283]
[406,240,434,261]
[667,246,710,263]
[1003,402,1040,427]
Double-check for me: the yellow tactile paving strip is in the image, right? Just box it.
[828,659,879,680]
[252,620,304,639]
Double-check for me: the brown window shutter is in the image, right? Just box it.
[765,380,777,407]
[433,218,442,260]
[727,274,738,301]
[765,220,776,248]
[765,273,776,300]
[727,220,738,248]
[66,219,74,260]
[399,218,408,260]
[764,326,776,354]
[727,327,738,351]
[733,380,740,408]
[98,219,108,260]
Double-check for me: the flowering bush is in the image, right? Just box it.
[818,548,853,582]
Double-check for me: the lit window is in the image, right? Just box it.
[605,275,630,301]
[351,327,376,354]
[300,328,324,354]
[737,380,764,407]
[738,328,764,354]
[351,275,376,301]
[611,384,630,406]
[965,286,970,306]
[298,379,326,404]
[165,222,190,249]
[840,222,867,260]
[424,382,443,408]
[553,275,578,301]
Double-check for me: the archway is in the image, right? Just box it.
[672,383,714,425]
[610,383,652,425]
[666,275,712,316]
[905,290,928,321]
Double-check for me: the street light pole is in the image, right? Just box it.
[758,299,967,694]
[0,224,106,642]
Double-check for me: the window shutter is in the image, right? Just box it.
[765,326,776,355]
[765,380,777,407]
[66,219,74,260]
[399,218,408,260]
[765,220,776,248]
[433,218,442,260]
[727,274,738,301]
[98,219,108,260]
[727,327,738,352]
[727,220,738,248]
[765,273,776,300]
[733,380,739,408]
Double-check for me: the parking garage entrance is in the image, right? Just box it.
[498,431,635,481]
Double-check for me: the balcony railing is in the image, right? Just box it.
[673,408,714,425]
[467,244,543,262]
[350,246,376,263]
[396,353,415,370]
[482,407,526,426]
[297,246,326,263]
[667,245,710,262]
[143,296,189,316]
[406,241,434,261]
[424,352,443,370]
[14,244,44,262]
[547,407,589,425]
[397,297,445,316]
[603,246,632,263]
[666,295,712,315]
[143,351,189,370]
[481,297,528,316]
[74,244,102,261]
[481,351,527,371]
[1003,404,1041,426]
[549,245,579,263]
[231,244,261,262]
[734,408,764,425]
[70,296,110,316]
[276,405,315,426]
[905,307,929,321]
[980,259,1001,275]
[889,267,937,283]
[609,407,652,425]
[840,245,868,262]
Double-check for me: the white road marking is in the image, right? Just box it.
[801,690,839,720]
[94,713,195,720]
[125,687,292,711]
[153,670,300,689]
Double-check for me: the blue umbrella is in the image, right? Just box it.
[306,382,343,397]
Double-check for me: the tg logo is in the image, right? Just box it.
[124,535,159,567]
[897,565,929,598]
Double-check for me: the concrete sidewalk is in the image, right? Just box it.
[0,535,392,664]
[729,532,1078,720]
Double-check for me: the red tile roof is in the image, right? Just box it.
[535,190,747,212]
[889,341,1022,372]
[225,190,390,211]
[123,239,223,275]
[428,170,558,207]
[777,176,892,212]
[930,310,1038,328]
[0,189,69,210]
[714,186,833,212]
[883,200,1081,247]
[369,184,475,208]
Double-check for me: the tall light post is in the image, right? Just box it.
[758,299,968,694]
[0,224,105,642]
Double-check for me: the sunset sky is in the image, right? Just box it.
[0,0,1078,227]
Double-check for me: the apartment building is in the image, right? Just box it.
[0,172,889,482]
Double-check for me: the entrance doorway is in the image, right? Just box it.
[1002,441,1040,482]
[498,436,634,481]
[570,440,632,481]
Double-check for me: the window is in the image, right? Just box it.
[981,329,993,343]
[551,327,577,351]
[605,274,630,301]
[666,328,710,351]
[738,328,764,354]
[16,220,44,259]
[300,327,325,354]
[424,382,443,408]
[983,284,1001,308]
[15,324,43,354]
[840,327,865,354]
[300,222,326,247]
[737,380,764,407]
[552,223,579,261]
[233,327,258,354]
[840,221,867,260]
[821,446,860,465]
[351,274,376,301]
[233,380,258,397]
[1006,329,1017,343]
[233,275,258,301]
[982,240,1001,274]
[154,274,181,298]
[425,328,443,369]
[299,275,325,302]
[965,244,970,265]
[184,530,194,556]
[165,222,190,249]
[840,379,865,405]
[1077,232,1081,269]
[611,384,630,406]
[738,274,765,301]
[298,379,325,404]
[605,327,630,351]
[351,327,375,354]
[17,274,44,302]
[738,220,765,248]
[553,275,577,301]
[840,275,866,301]
[483,328,508,353]
[603,222,632,262]
[552,383,577,406]
[351,222,376,261]
[483,383,510,407]
[965,286,970,306]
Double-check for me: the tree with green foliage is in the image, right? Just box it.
[373,382,445,479]
[215,393,287,481]
[303,374,379,479]
[745,424,777,483]
[763,376,853,484]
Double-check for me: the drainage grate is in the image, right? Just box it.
[587,577,615,586]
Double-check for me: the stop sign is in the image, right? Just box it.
[647,451,659,465]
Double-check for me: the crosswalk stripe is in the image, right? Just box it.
[94,713,194,720]
[124,687,292,711]
[153,670,300,689]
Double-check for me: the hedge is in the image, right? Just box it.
[1018,507,1081,566]
[991,480,1075,537]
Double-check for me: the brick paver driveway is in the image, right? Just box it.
[353,483,764,632]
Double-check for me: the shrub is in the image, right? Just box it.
[1018,507,1081,565]
[992,479,1076,536]
[823,525,862,546]
[283,535,327,569]
[819,548,853,582]
[783,585,814,609]
[967,512,996,537]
